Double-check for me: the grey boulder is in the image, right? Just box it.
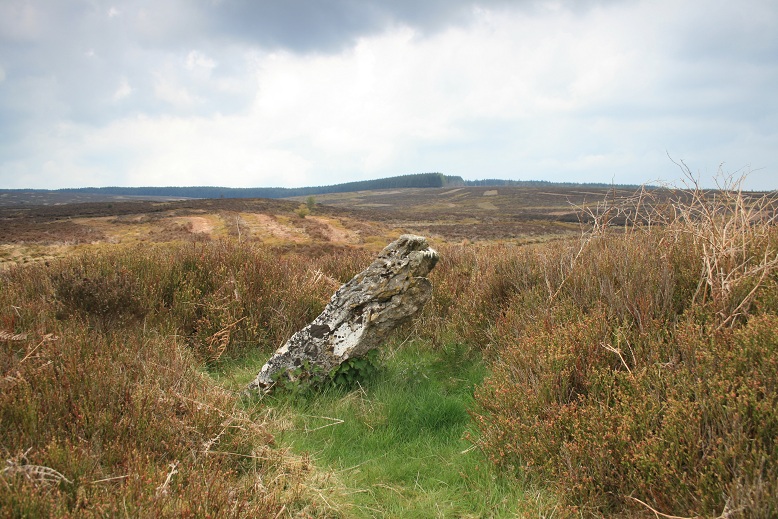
[247,234,438,392]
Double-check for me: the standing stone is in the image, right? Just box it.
[247,235,439,392]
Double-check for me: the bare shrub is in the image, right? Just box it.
[664,162,778,328]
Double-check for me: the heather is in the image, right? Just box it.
[2,175,777,517]
[469,177,778,517]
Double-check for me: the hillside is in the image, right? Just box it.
[0,173,462,205]
[1,185,661,268]
[0,172,652,207]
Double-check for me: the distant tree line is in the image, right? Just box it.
[9,172,651,201]
[55,173,465,199]
[463,178,646,189]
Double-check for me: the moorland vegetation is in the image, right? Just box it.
[1,172,777,517]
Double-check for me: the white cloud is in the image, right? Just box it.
[113,77,132,100]
[84,113,313,187]
[241,9,656,178]
[0,0,776,190]
[185,50,216,74]
[153,74,202,108]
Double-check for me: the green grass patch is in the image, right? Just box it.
[222,340,548,518]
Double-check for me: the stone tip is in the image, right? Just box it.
[381,235,433,257]
[396,234,429,248]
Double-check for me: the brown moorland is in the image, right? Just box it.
[0,186,654,267]
[3,180,778,517]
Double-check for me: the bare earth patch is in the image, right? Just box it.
[308,217,361,244]
[174,216,214,234]
[242,213,306,243]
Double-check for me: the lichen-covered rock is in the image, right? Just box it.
[247,235,438,392]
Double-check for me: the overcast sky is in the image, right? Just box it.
[1,0,776,190]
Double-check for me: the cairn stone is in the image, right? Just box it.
[247,235,438,392]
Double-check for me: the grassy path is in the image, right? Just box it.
[215,340,544,517]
